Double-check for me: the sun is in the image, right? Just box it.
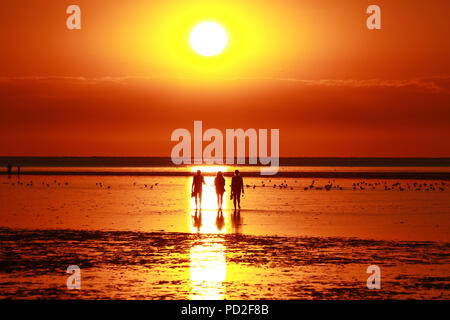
[189,22,228,57]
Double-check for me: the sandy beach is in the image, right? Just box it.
[0,228,449,300]
[0,172,449,299]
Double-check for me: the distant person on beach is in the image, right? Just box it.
[17,166,20,175]
[192,170,205,210]
[214,171,226,209]
[231,170,244,210]
[7,165,12,176]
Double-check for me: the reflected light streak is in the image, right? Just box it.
[188,166,228,300]
[189,239,226,300]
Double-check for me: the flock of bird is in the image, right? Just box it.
[6,178,163,191]
[350,180,449,192]
[131,182,159,190]
[5,178,449,193]
[7,179,69,188]
[243,179,449,192]
[242,179,343,191]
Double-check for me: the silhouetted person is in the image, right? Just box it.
[192,170,205,210]
[231,170,244,210]
[17,166,20,175]
[214,171,226,209]
[215,209,225,232]
[192,209,202,233]
[7,165,12,177]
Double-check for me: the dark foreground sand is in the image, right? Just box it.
[0,228,449,299]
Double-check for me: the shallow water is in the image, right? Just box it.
[0,175,449,241]
[0,174,449,299]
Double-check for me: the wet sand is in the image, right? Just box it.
[0,228,449,299]
[0,174,449,299]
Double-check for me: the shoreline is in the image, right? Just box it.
[1,156,450,167]
[1,170,450,180]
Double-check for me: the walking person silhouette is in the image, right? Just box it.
[214,171,226,209]
[192,170,205,210]
[231,170,244,210]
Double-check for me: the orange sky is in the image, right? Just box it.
[0,0,449,157]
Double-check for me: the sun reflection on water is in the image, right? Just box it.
[188,166,229,300]
[189,238,226,300]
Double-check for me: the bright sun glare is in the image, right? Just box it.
[190,22,228,57]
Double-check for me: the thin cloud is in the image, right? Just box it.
[0,75,449,93]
